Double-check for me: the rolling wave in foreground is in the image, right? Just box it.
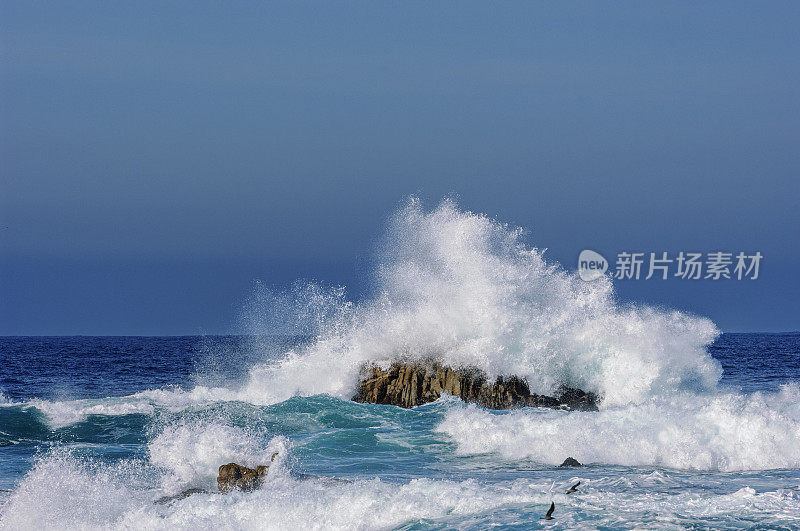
[1,198,799,529]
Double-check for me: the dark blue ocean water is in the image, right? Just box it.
[1,333,798,402]
[0,333,799,529]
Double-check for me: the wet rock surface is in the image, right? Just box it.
[217,463,268,493]
[217,452,278,493]
[352,361,598,411]
[559,457,583,467]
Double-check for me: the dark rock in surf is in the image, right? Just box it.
[217,452,278,493]
[559,457,583,467]
[217,463,268,492]
[154,487,208,504]
[351,361,598,411]
[556,387,597,412]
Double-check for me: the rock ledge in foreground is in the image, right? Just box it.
[352,361,598,411]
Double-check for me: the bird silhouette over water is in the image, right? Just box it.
[566,481,580,494]
[541,501,555,520]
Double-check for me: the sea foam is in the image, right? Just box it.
[149,419,289,493]
[437,383,800,471]
[3,447,799,530]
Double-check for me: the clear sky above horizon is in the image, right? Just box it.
[1,2,798,335]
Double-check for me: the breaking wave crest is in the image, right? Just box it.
[234,197,722,408]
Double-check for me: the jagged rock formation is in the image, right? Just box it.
[352,361,598,411]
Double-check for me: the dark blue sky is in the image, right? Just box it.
[1,2,798,335]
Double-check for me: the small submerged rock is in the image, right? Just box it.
[217,452,279,493]
[154,487,208,505]
[559,457,583,467]
[352,361,598,411]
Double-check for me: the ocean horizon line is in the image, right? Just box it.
[1,331,798,339]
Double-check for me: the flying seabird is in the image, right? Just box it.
[566,481,580,494]
[541,501,555,520]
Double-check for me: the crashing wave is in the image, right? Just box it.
[234,197,721,408]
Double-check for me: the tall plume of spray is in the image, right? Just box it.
[236,197,722,408]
